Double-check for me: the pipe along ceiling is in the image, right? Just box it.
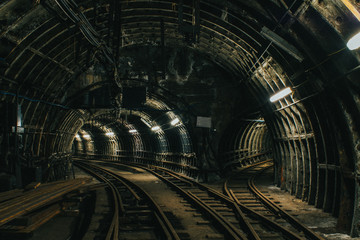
[1,0,360,236]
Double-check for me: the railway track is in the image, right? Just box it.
[138,164,306,239]
[131,160,324,240]
[75,159,325,240]
[74,161,180,240]
[224,160,325,240]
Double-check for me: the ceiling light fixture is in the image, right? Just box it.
[129,129,137,133]
[170,118,180,126]
[151,126,160,131]
[105,132,115,136]
[270,87,292,102]
[83,134,91,139]
[347,32,360,50]
[341,0,360,50]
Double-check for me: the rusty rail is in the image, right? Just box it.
[74,161,180,240]
[0,178,91,227]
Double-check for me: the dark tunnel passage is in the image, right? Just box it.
[1,0,360,237]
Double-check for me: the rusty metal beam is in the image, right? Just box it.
[340,0,360,21]
[27,47,74,74]
[0,178,91,227]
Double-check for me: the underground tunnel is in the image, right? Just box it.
[1,0,360,239]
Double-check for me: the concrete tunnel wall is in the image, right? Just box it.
[0,0,360,236]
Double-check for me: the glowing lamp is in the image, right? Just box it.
[151,126,160,131]
[170,118,180,126]
[83,134,91,139]
[347,32,360,50]
[270,87,292,102]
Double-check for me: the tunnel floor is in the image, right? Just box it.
[26,165,357,240]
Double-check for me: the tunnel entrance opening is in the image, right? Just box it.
[219,117,272,173]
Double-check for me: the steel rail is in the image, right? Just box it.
[96,165,180,240]
[126,162,304,240]
[206,180,303,240]
[0,180,82,211]
[74,162,121,240]
[75,161,180,240]
[247,165,326,240]
[145,167,245,240]
[76,159,305,239]
[223,160,325,240]
[0,179,90,227]
[227,189,261,240]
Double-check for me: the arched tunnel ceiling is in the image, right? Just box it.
[0,1,358,106]
[1,1,360,153]
[1,0,360,116]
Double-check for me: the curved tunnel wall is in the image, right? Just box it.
[248,55,359,233]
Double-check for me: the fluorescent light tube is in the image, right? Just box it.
[270,87,292,102]
[347,31,360,50]
[170,118,180,126]
[151,126,160,131]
